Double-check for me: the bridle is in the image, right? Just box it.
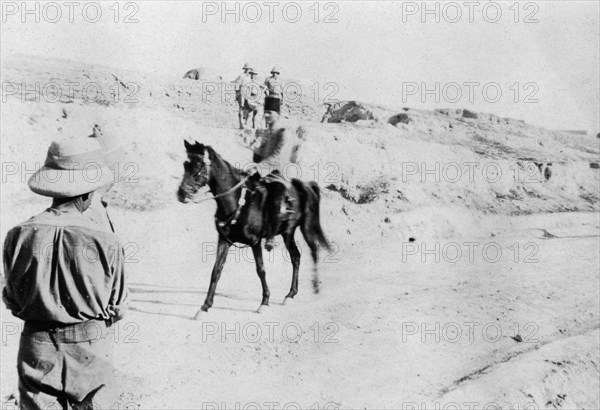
[193,150,211,187]
[192,151,251,204]
[188,151,257,248]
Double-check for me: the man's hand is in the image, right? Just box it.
[247,162,260,175]
[107,303,127,324]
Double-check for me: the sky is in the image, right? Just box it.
[1,0,599,134]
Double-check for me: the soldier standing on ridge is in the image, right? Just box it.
[264,66,284,124]
[233,62,253,129]
[264,65,283,102]
[241,68,264,129]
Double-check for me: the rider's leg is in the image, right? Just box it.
[264,181,285,252]
[264,210,279,251]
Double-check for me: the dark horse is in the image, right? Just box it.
[177,140,331,317]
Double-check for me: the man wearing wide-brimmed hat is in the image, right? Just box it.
[263,66,284,127]
[241,68,265,129]
[264,65,283,101]
[2,137,128,409]
[233,62,254,129]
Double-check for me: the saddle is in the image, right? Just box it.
[242,171,295,240]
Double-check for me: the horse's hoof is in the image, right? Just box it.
[256,304,270,314]
[195,305,209,319]
[283,297,295,306]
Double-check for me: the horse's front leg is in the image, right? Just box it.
[197,238,231,317]
[252,243,270,313]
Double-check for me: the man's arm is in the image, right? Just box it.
[2,230,21,315]
[277,80,283,101]
[252,130,270,161]
[270,128,288,158]
[232,75,244,90]
[107,240,128,323]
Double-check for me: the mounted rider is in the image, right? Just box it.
[249,96,300,251]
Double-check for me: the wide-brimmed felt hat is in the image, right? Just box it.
[242,62,253,70]
[270,66,280,74]
[28,137,114,198]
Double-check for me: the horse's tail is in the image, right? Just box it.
[292,179,332,253]
[292,179,331,294]
[307,182,332,252]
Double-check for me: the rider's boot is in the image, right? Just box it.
[281,196,295,215]
[265,237,275,251]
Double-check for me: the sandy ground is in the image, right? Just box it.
[1,56,599,409]
[2,206,598,409]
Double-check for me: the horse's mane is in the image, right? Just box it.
[204,145,248,180]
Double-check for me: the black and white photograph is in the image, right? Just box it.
[1,1,599,409]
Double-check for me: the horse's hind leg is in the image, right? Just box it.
[197,239,231,317]
[283,231,301,303]
[301,226,320,294]
[252,244,271,312]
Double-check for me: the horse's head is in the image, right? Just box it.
[177,140,212,203]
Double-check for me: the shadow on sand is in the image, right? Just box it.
[129,282,260,303]
[128,283,266,317]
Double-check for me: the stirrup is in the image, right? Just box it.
[281,197,295,214]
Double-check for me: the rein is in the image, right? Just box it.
[195,177,249,204]
[194,150,250,204]
[192,151,257,249]
[214,185,260,249]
